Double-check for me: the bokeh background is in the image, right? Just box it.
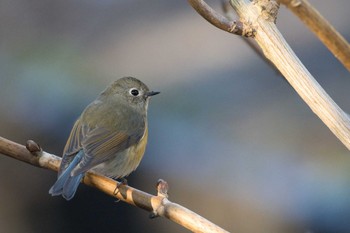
[1,0,350,232]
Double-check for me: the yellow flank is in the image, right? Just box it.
[129,125,148,172]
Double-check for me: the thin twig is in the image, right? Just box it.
[278,0,350,73]
[227,0,350,149]
[188,0,246,36]
[0,136,229,233]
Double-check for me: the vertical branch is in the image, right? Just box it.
[278,0,350,72]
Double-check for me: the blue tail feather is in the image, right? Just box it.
[62,173,83,200]
[49,150,84,200]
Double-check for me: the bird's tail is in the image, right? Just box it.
[49,150,84,200]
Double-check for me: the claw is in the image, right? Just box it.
[113,178,128,196]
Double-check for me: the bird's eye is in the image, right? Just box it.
[129,88,140,96]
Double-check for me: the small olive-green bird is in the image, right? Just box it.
[49,77,159,200]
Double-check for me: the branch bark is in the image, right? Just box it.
[189,0,350,150]
[0,136,229,233]
[231,0,350,149]
[278,0,350,73]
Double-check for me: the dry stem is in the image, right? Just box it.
[278,0,350,73]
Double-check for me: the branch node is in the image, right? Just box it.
[156,179,169,198]
[253,0,280,22]
[26,140,42,155]
[229,19,256,37]
[150,197,169,219]
[188,0,255,37]
[242,21,257,37]
[149,179,170,219]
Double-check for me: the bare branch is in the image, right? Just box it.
[0,136,229,233]
[278,0,350,73]
[188,0,247,36]
[222,0,281,75]
[226,0,350,149]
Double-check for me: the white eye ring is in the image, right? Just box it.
[129,88,140,96]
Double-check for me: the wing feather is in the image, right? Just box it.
[58,119,84,176]
[71,126,143,176]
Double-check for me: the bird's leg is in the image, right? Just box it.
[113,177,128,196]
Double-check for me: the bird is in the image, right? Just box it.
[49,77,159,200]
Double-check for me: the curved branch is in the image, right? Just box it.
[278,0,350,73]
[188,0,245,36]
[0,136,229,233]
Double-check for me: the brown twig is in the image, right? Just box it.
[0,136,229,233]
[278,0,350,73]
[188,0,247,36]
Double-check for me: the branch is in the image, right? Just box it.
[188,0,251,36]
[277,0,350,73]
[222,0,281,75]
[190,0,350,150]
[0,136,229,233]
[231,0,350,149]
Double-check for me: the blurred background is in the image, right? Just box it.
[1,0,350,232]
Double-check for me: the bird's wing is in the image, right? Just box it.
[70,124,144,176]
[58,118,85,176]
[63,119,85,155]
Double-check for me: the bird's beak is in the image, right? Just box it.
[146,91,160,97]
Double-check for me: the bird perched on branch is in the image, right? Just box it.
[49,77,159,200]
